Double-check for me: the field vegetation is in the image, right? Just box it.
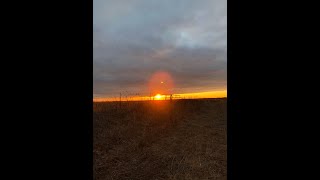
[94,98,227,180]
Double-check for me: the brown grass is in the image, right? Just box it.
[94,98,227,180]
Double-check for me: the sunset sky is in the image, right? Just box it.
[93,0,227,100]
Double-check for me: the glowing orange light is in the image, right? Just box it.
[155,94,162,100]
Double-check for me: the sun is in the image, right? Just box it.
[155,94,162,100]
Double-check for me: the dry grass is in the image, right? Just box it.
[94,98,227,180]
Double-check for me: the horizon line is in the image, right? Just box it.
[93,90,227,102]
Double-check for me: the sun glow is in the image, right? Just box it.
[148,71,174,95]
[155,94,162,100]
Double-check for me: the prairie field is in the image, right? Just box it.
[93,98,227,180]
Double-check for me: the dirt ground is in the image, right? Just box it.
[94,98,227,180]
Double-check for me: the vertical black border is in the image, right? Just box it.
[228,0,260,179]
[7,0,94,178]
[227,0,293,178]
[32,0,93,179]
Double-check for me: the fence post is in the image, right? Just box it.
[170,94,174,125]
[119,93,122,109]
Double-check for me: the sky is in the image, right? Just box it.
[93,0,227,99]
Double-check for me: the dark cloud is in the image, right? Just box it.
[94,0,227,97]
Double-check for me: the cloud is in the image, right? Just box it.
[93,0,227,97]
